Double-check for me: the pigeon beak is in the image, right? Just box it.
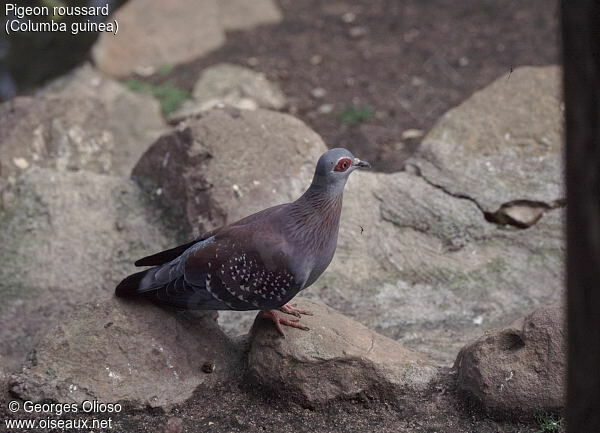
[353,158,371,169]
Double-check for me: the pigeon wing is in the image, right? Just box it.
[182,226,303,311]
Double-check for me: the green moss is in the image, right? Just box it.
[534,412,564,433]
[157,64,175,76]
[123,79,190,115]
[45,367,57,379]
[339,105,375,126]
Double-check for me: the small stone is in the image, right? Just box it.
[13,158,29,170]
[247,57,259,67]
[348,26,368,39]
[236,99,259,111]
[232,184,242,198]
[134,65,156,77]
[491,201,550,228]
[201,361,215,374]
[310,55,322,66]
[317,104,334,114]
[459,57,469,67]
[345,77,356,87]
[401,129,424,140]
[341,12,356,23]
[403,29,420,43]
[411,76,425,86]
[310,87,327,99]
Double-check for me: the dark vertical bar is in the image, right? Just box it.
[562,1,600,432]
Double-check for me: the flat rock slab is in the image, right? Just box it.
[248,298,439,406]
[0,65,165,191]
[409,66,563,213]
[93,0,224,77]
[305,66,564,363]
[455,304,565,414]
[133,108,326,238]
[0,168,176,373]
[307,169,563,364]
[11,298,240,410]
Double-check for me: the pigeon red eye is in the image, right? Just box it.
[334,158,352,172]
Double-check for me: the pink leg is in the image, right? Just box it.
[259,309,310,337]
[279,303,313,318]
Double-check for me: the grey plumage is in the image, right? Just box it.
[116,148,370,313]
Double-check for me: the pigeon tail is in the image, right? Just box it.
[115,269,153,297]
[134,240,197,267]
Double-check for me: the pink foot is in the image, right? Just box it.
[279,303,313,318]
[259,309,310,337]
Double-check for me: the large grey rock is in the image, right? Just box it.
[455,304,566,414]
[409,66,563,215]
[92,0,225,77]
[133,108,326,237]
[170,64,286,121]
[11,298,240,409]
[92,0,283,77]
[0,168,177,373]
[248,298,438,406]
[307,170,563,364]
[0,65,165,192]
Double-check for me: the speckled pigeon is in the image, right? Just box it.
[116,148,370,335]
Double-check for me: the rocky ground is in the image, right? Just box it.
[0,1,564,432]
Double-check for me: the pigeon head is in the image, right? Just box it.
[309,148,371,194]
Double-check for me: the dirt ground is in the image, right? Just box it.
[1,371,551,433]
[152,0,559,172]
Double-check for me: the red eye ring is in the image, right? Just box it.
[334,157,353,172]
